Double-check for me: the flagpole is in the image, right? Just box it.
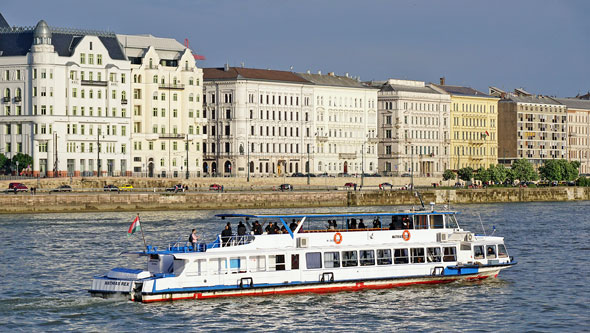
[138,214,148,252]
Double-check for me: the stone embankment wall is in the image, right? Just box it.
[0,187,588,214]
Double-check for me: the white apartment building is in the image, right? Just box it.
[298,72,379,177]
[371,79,451,176]
[202,66,314,177]
[117,34,205,178]
[0,19,131,177]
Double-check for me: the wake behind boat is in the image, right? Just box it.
[90,205,516,302]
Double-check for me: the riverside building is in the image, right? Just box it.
[370,79,450,176]
[117,34,205,178]
[432,79,498,170]
[552,98,590,174]
[0,18,131,177]
[492,88,567,167]
[202,67,378,177]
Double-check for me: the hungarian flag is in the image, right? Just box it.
[127,216,141,236]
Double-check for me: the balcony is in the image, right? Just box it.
[13,96,21,103]
[159,83,185,90]
[339,153,357,159]
[121,99,128,105]
[81,80,108,87]
[159,133,185,139]
[316,135,328,142]
[2,97,10,103]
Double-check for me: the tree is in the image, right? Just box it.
[510,159,538,182]
[457,167,474,182]
[489,164,509,185]
[10,153,33,175]
[0,154,7,171]
[474,167,492,183]
[442,169,455,181]
[539,159,580,181]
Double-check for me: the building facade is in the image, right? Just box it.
[0,20,131,177]
[432,81,498,170]
[371,79,450,176]
[298,72,378,177]
[203,66,313,177]
[553,98,590,174]
[117,34,205,178]
[495,90,567,167]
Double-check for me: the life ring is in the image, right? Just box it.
[334,232,343,244]
[402,230,411,241]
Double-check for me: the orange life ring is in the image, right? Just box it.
[402,230,411,241]
[334,232,343,244]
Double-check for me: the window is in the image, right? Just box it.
[497,244,508,258]
[80,53,85,64]
[427,247,442,262]
[323,252,340,268]
[341,250,358,267]
[97,54,102,65]
[394,248,409,264]
[411,248,425,263]
[359,250,375,266]
[486,245,496,259]
[430,215,444,229]
[305,252,322,269]
[443,247,457,262]
[377,249,392,265]
[415,215,428,229]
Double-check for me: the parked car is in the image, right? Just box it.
[379,182,392,189]
[119,184,134,191]
[278,184,293,191]
[7,182,28,193]
[550,181,559,187]
[401,173,411,177]
[209,184,222,191]
[166,184,185,192]
[344,182,357,188]
[51,185,72,192]
[103,185,119,191]
[291,172,306,177]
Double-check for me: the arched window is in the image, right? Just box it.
[133,74,137,83]
[149,58,153,68]
[189,93,194,102]
[16,88,21,97]
[4,88,10,98]
[137,75,141,83]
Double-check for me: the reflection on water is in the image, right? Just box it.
[0,201,589,331]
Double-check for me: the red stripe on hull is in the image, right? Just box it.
[140,275,502,303]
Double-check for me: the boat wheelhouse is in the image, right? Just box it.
[90,208,516,302]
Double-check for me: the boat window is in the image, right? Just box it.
[185,258,206,276]
[389,215,413,230]
[411,248,425,263]
[473,245,485,259]
[497,244,508,258]
[460,243,471,251]
[249,255,266,272]
[342,250,358,267]
[427,247,442,262]
[324,251,340,268]
[486,245,497,259]
[377,249,392,265]
[430,215,444,229]
[208,258,227,275]
[394,248,409,264]
[443,247,457,262]
[446,215,459,229]
[359,250,375,266]
[269,254,286,271]
[415,215,428,230]
[306,252,322,269]
[291,254,299,270]
[229,256,246,273]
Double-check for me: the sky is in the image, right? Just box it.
[2,0,589,97]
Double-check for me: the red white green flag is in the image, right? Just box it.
[127,216,141,236]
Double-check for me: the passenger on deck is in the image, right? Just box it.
[237,222,246,236]
[226,222,232,234]
[221,224,232,247]
[358,219,366,229]
[281,226,288,234]
[373,217,381,229]
[290,219,298,231]
[265,222,274,234]
[273,223,281,234]
[189,229,199,251]
[350,218,357,229]
[253,221,263,235]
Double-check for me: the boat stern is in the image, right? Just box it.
[89,268,151,300]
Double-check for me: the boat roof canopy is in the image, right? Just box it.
[215,211,458,219]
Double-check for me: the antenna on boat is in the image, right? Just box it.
[414,190,425,210]
[477,212,487,236]
[491,225,496,236]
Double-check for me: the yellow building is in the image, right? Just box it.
[432,81,499,170]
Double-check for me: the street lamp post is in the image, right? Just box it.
[97,128,101,177]
[307,143,311,185]
[185,134,189,180]
[361,142,365,188]
[16,161,19,177]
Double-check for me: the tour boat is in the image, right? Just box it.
[89,205,516,303]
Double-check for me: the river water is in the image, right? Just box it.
[0,201,589,332]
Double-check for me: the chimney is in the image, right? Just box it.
[318,70,321,75]
[224,63,229,72]
[345,72,349,77]
[439,77,445,85]
[306,70,311,74]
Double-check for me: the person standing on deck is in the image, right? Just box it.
[189,229,199,251]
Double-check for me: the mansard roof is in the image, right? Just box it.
[432,84,494,98]
[0,25,126,60]
[203,67,310,83]
[0,13,9,29]
[296,72,367,88]
[552,98,590,110]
